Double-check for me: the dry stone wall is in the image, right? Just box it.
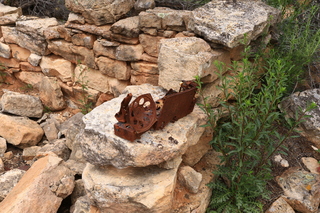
[0,1,280,111]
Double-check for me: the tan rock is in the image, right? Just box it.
[0,158,3,173]
[93,39,118,59]
[44,25,72,42]
[130,61,159,85]
[276,167,320,213]
[95,56,130,80]
[39,76,66,111]
[22,146,41,160]
[141,53,158,63]
[14,71,45,89]
[40,55,75,82]
[0,113,44,148]
[48,40,97,69]
[1,26,18,44]
[130,74,159,86]
[0,156,75,213]
[71,33,96,49]
[0,4,22,16]
[0,42,10,58]
[19,62,42,72]
[66,12,85,25]
[158,37,230,91]
[83,163,178,213]
[0,56,19,68]
[74,64,128,95]
[110,33,139,44]
[115,44,144,61]
[65,0,135,25]
[0,4,21,25]
[65,23,112,38]
[95,93,114,106]
[110,16,140,38]
[9,44,31,61]
[0,137,6,157]
[302,157,320,174]
[139,34,165,57]
[139,11,162,29]
[265,197,295,213]
[178,166,202,194]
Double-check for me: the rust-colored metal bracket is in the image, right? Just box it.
[114,80,198,141]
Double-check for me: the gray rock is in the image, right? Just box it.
[188,1,281,48]
[0,137,6,157]
[28,53,42,67]
[279,89,320,148]
[134,0,155,12]
[1,90,43,118]
[40,118,60,141]
[265,197,295,213]
[37,139,71,161]
[79,84,206,168]
[0,169,25,201]
[22,146,41,160]
[0,113,44,148]
[178,166,202,194]
[110,16,140,38]
[71,179,86,205]
[70,196,91,213]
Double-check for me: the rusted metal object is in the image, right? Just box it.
[114,80,198,141]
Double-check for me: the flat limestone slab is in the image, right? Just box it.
[79,84,207,168]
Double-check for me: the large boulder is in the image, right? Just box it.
[0,113,44,148]
[79,83,207,168]
[65,0,135,25]
[0,90,43,118]
[158,37,230,91]
[0,156,75,213]
[188,1,281,48]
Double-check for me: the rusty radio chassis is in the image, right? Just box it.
[114,81,198,141]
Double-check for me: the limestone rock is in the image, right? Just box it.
[110,16,140,38]
[67,12,85,25]
[71,179,86,205]
[265,197,295,213]
[188,1,281,48]
[83,163,178,212]
[158,37,230,91]
[0,42,10,58]
[276,167,320,213]
[0,169,25,201]
[134,0,155,12]
[37,139,71,161]
[1,90,43,118]
[139,34,165,57]
[0,113,44,148]
[28,53,42,67]
[0,137,6,157]
[79,83,206,168]
[0,4,21,17]
[279,89,320,148]
[74,64,128,95]
[9,44,31,61]
[71,195,91,213]
[65,23,112,39]
[40,118,60,141]
[65,0,135,25]
[302,157,320,174]
[0,4,22,25]
[71,33,96,49]
[0,158,3,173]
[22,146,41,160]
[48,39,97,69]
[115,44,144,61]
[39,76,66,111]
[40,55,75,82]
[93,39,118,59]
[95,56,130,80]
[178,166,202,194]
[130,61,159,85]
[1,26,18,44]
[43,25,72,41]
[19,62,41,72]
[0,56,19,68]
[14,71,45,89]
[0,156,75,212]
[141,53,157,63]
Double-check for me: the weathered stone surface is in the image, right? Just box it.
[141,53,157,63]
[178,166,202,194]
[95,92,114,106]
[14,71,44,89]
[39,76,66,111]
[44,25,72,41]
[158,37,230,91]
[0,137,6,157]
[95,56,130,80]
[134,0,155,12]
[22,146,41,160]
[93,39,118,59]
[67,12,85,25]
[40,118,60,141]
[0,4,21,16]
[9,43,31,61]
[1,26,18,44]
[19,62,42,72]
[0,4,22,25]
[0,158,3,173]
[83,162,178,212]
[40,55,75,82]
[130,61,159,85]
[28,53,42,67]
[0,42,10,58]
[276,167,320,213]
[65,23,112,39]
[72,33,96,49]
[302,157,320,174]
[265,197,295,213]
[115,44,144,61]
[139,34,164,57]
[74,64,128,95]
[37,139,71,161]
[279,89,320,148]
[0,90,43,118]
[0,113,44,148]
[111,16,140,38]
[110,34,140,45]
[71,179,86,205]
[65,0,135,25]
[79,84,206,168]
[139,11,162,29]
[0,169,25,201]
[0,156,75,212]
[188,1,281,48]
[48,40,97,69]
[0,56,19,68]
[71,195,91,213]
